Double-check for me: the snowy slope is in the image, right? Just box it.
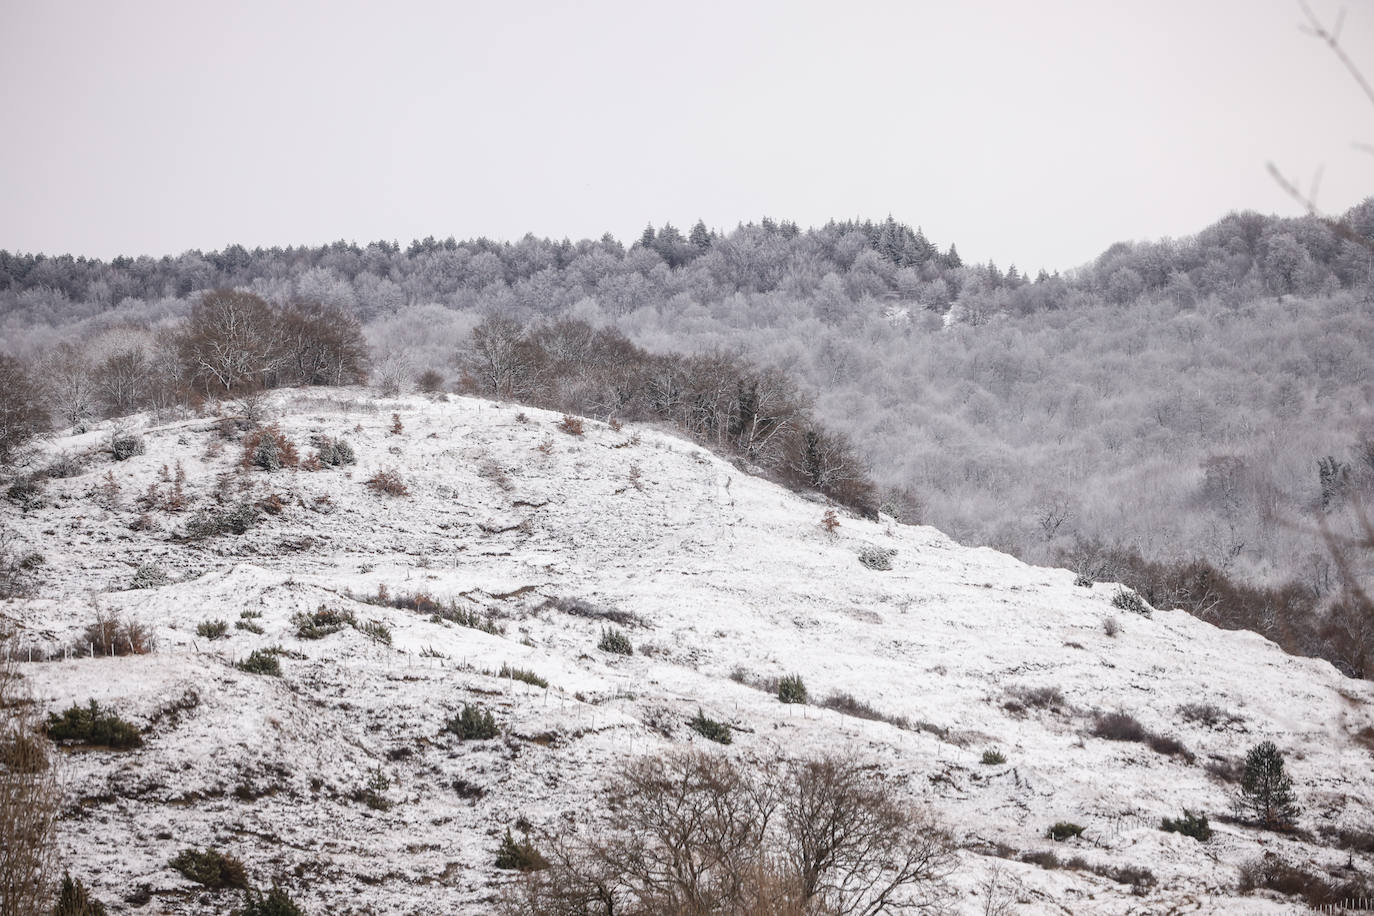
[4,388,1372,915]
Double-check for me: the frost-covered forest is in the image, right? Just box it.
[3,201,1373,674]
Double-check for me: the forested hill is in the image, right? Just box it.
[2,201,1374,683]
[2,200,1372,337]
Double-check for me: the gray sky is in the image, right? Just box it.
[1,0,1370,272]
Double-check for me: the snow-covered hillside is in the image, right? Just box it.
[4,389,1372,914]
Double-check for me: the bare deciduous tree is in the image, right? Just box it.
[177,289,284,394]
[0,630,60,916]
[0,356,49,464]
[503,751,954,916]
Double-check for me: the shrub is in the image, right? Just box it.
[1091,711,1149,743]
[310,435,355,467]
[184,501,259,538]
[857,545,895,570]
[558,415,584,436]
[389,413,403,435]
[108,433,145,462]
[357,619,391,645]
[77,611,156,656]
[46,700,143,749]
[1102,616,1120,637]
[546,595,644,628]
[1046,822,1085,842]
[981,749,1007,765]
[1111,587,1151,617]
[242,425,299,471]
[293,605,355,639]
[597,627,633,655]
[235,618,265,635]
[364,468,408,496]
[197,619,229,640]
[444,704,499,740]
[1020,850,1060,869]
[818,691,910,729]
[495,829,549,872]
[52,873,107,916]
[234,885,306,916]
[1160,809,1212,841]
[820,508,839,533]
[129,563,169,589]
[1238,740,1300,829]
[417,369,445,393]
[498,664,547,689]
[777,673,808,704]
[1073,573,1093,588]
[1004,685,1064,713]
[236,649,282,677]
[169,847,249,889]
[351,768,392,811]
[687,709,732,745]
[1178,703,1244,730]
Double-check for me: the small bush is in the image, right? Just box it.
[1111,587,1150,617]
[1005,685,1065,713]
[495,829,549,871]
[77,611,156,656]
[1091,711,1149,743]
[1073,573,1093,588]
[417,369,445,393]
[1178,703,1244,730]
[777,674,808,704]
[1021,850,1060,869]
[688,708,732,744]
[598,627,633,655]
[546,595,644,628]
[52,873,107,916]
[235,619,265,635]
[444,704,499,741]
[1160,809,1212,841]
[184,501,259,538]
[498,663,547,689]
[169,847,249,889]
[1095,864,1157,892]
[351,767,392,810]
[234,885,306,916]
[1102,616,1120,637]
[1046,822,1085,842]
[364,468,409,496]
[820,508,839,533]
[981,749,1007,765]
[46,700,143,748]
[242,425,299,471]
[109,433,145,461]
[558,415,584,436]
[45,453,86,479]
[237,649,282,677]
[293,605,355,639]
[197,619,229,640]
[389,413,403,435]
[857,546,895,570]
[310,435,356,467]
[129,563,169,589]
[817,691,910,729]
[357,619,391,645]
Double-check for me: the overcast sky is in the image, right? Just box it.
[1,0,1370,272]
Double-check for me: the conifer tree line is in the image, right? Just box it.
[1,201,1373,675]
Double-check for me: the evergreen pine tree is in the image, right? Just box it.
[1238,741,1300,829]
[689,219,712,250]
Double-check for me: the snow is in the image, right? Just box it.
[4,388,1372,914]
